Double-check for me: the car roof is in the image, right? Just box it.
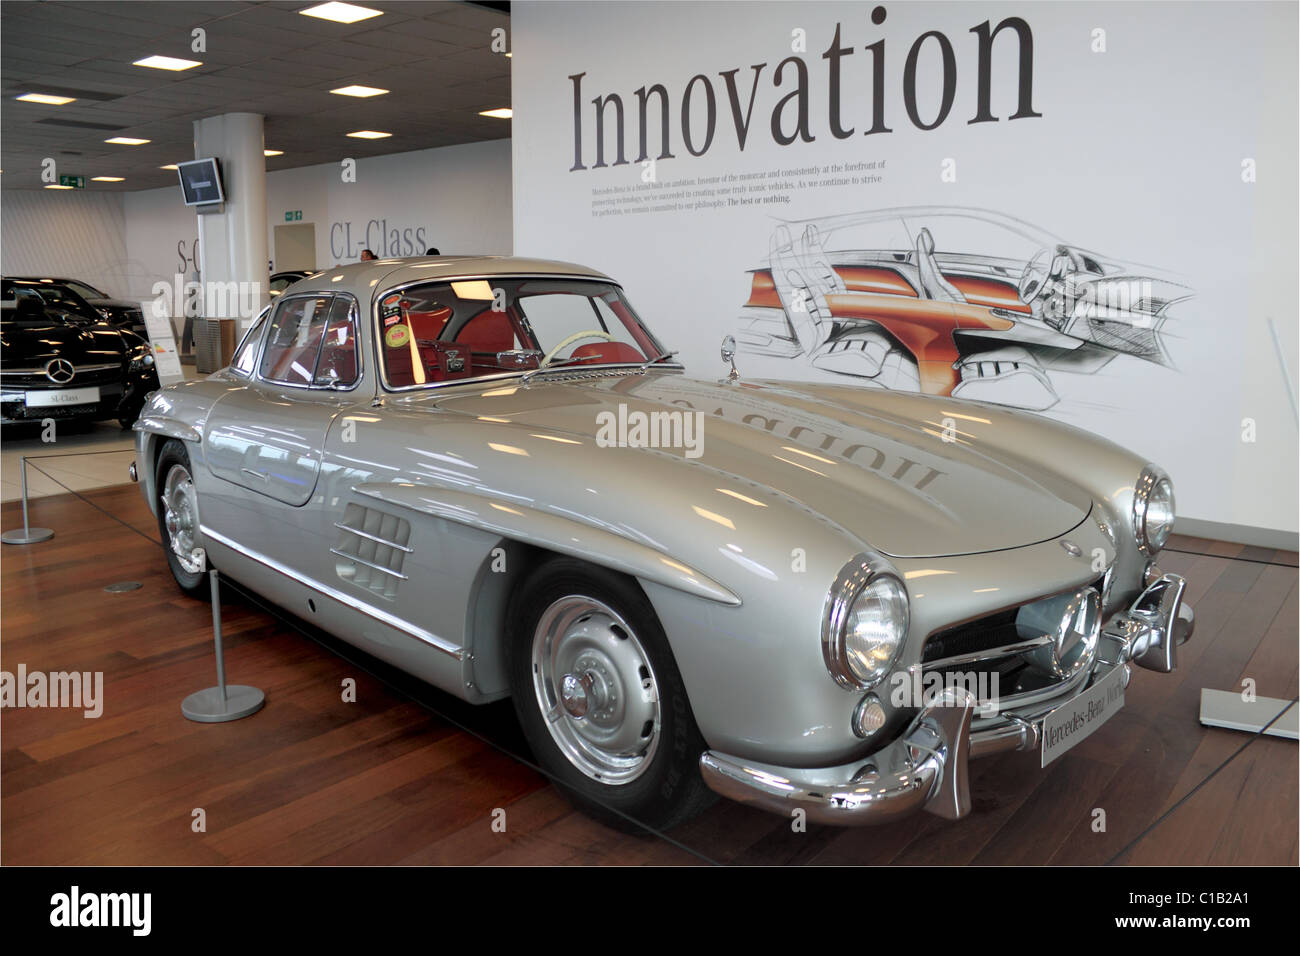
[292,256,615,299]
[5,276,88,286]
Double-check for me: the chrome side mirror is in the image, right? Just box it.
[720,334,738,382]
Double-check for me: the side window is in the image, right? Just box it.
[314,297,360,388]
[258,295,334,386]
[231,309,269,377]
[8,287,44,307]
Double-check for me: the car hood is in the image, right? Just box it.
[428,372,1091,558]
[85,297,140,310]
[0,318,128,364]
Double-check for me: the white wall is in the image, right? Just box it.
[512,0,1299,538]
[264,137,513,269]
[4,137,513,306]
[0,190,130,295]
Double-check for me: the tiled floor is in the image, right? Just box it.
[0,362,202,503]
[0,422,137,503]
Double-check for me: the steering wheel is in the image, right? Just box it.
[1018,247,1053,304]
[541,329,615,366]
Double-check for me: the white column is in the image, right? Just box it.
[193,112,269,325]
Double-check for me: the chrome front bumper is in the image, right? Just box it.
[699,572,1195,826]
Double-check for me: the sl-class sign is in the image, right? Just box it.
[59,175,85,188]
[284,210,303,222]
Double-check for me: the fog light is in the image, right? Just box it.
[853,693,887,738]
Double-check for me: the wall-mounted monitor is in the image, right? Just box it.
[176,158,225,207]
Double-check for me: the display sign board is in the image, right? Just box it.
[1040,663,1125,767]
[512,0,1299,535]
[58,175,84,189]
[142,309,186,386]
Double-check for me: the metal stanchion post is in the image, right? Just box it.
[181,569,265,722]
[2,455,54,545]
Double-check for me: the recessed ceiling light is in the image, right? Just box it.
[92,176,125,182]
[16,93,76,105]
[264,149,284,157]
[346,130,391,139]
[106,137,150,145]
[505,52,512,58]
[160,164,179,170]
[479,108,513,119]
[44,184,74,190]
[330,85,388,98]
[299,2,383,24]
[133,55,203,71]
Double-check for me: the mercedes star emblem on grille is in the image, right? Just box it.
[44,358,75,384]
[1060,539,1082,556]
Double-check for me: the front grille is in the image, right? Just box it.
[923,608,1020,664]
[920,576,1107,709]
[0,363,123,388]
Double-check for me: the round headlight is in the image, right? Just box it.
[1145,478,1175,550]
[823,554,909,690]
[1133,466,1175,553]
[844,575,908,685]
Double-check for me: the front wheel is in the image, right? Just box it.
[154,439,210,598]
[506,558,714,832]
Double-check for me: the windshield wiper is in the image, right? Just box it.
[520,353,600,385]
[639,349,679,372]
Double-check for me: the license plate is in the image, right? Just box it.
[1040,663,1125,767]
[25,387,100,408]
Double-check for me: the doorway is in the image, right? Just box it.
[273,223,316,272]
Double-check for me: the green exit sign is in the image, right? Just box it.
[59,175,85,188]
[284,210,302,222]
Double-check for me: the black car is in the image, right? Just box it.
[3,276,147,336]
[269,269,317,298]
[1,295,160,429]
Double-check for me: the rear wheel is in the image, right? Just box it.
[506,558,714,832]
[154,439,209,598]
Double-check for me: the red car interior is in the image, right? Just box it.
[379,282,659,387]
[571,341,644,363]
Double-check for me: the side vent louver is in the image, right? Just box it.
[332,504,412,600]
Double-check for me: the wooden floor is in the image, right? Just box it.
[2,484,1296,865]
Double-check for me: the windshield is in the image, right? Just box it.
[377,278,666,389]
[0,280,97,319]
[64,280,107,300]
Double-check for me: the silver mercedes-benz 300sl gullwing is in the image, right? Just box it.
[133,257,1194,830]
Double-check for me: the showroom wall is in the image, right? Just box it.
[0,190,131,297]
[511,0,1300,540]
[3,137,513,304]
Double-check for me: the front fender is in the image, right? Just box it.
[350,480,741,606]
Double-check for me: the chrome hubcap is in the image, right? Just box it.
[162,464,203,574]
[531,595,660,784]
